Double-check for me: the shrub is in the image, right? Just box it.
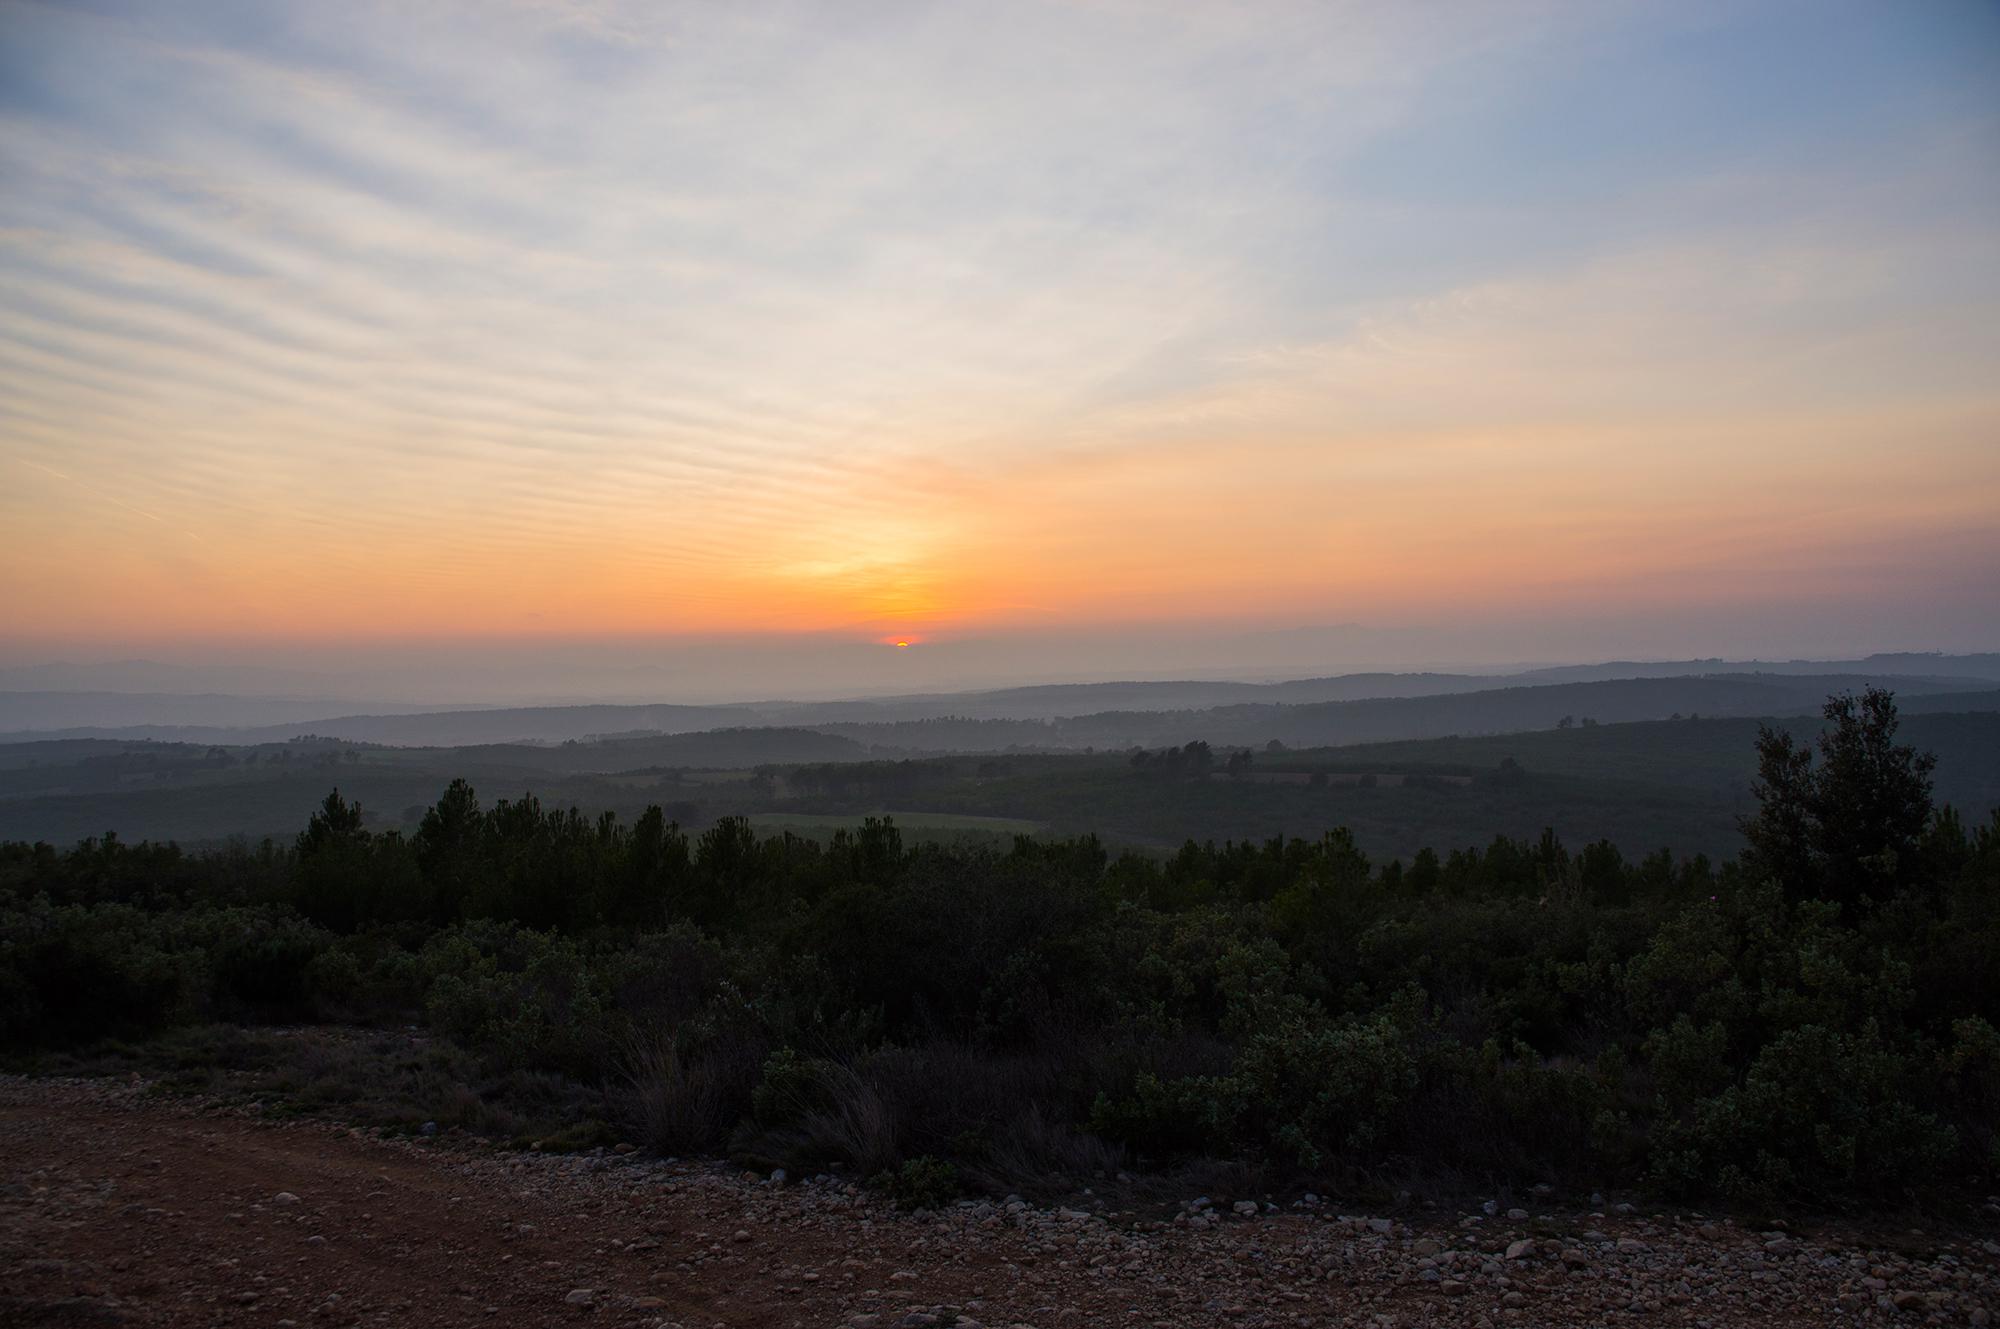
[618,1022,764,1156]
[0,901,202,1046]
[751,1047,836,1129]
[874,1155,960,1210]
[1650,1022,1956,1203]
[179,908,332,1020]
[421,925,612,1078]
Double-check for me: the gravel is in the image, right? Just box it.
[1,1074,1993,1328]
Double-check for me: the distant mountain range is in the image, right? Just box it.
[3,655,1997,748]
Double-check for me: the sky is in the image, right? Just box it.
[2,0,1998,700]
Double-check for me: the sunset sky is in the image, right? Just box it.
[3,1,1998,696]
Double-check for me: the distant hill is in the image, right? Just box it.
[1514,654,2000,684]
[1181,673,1996,749]
[0,701,760,746]
[0,690,481,733]
[1,702,1994,858]
[481,727,870,773]
[5,654,1996,745]
[821,674,1999,752]
[1261,711,2000,817]
[756,672,1511,722]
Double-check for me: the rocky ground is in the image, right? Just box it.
[1,1075,1994,1328]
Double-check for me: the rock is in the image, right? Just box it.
[613,1142,636,1155]
[272,1192,300,1205]
[731,1228,751,1243]
[1232,1201,1258,1217]
[1506,1208,1528,1221]
[1505,1239,1535,1261]
[1560,1247,1588,1269]
[1615,1238,1649,1255]
[419,1121,438,1136]
[564,1288,595,1306]
[770,1168,787,1183]
[1440,1280,1469,1296]
[1502,1291,1526,1308]
[1890,1290,1922,1312]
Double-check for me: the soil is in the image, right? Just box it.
[1,1076,1992,1327]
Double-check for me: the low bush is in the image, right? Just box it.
[874,1155,961,1210]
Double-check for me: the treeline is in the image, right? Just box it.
[1,690,1996,1210]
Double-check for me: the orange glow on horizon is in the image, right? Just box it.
[6,401,1998,647]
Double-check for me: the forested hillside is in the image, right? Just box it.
[4,690,1997,1213]
[3,708,1995,861]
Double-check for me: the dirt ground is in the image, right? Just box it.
[1,1076,1992,1328]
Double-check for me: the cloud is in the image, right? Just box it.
[0,0,1995,668]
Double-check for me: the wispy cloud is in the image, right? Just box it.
[1,0,1996,670]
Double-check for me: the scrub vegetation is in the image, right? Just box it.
[3,689,1995,1213]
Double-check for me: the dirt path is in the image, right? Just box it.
[1,1077,1992,1328]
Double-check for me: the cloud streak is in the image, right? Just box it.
[1,0,1996,682]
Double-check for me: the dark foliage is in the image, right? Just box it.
[1744,687,1939,909]
[2,692,1995,1209]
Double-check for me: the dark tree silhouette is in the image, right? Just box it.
[297,788,364,855]
[1743,687,1937,908]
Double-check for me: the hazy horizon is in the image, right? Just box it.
[5,625,2000,711]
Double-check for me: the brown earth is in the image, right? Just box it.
[1,1076,1993,1328]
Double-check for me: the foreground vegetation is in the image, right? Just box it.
[2,690,1995,1213]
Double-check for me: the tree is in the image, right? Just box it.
[293,788,422,931]
[297,788,364,855]
[1742,688,1937,908]
[414,779,485,921]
